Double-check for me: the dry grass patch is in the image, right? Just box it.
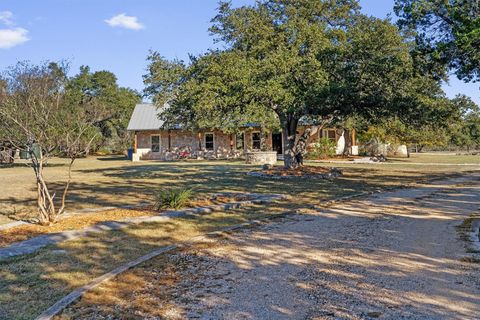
[55,243,215,320]
[0,208,151,247]
[2,154,479,225]
[0,203,287,320]
[0,195,254,248]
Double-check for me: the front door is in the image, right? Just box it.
[272,132,283,154]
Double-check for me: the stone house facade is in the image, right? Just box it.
[127,104,357,161]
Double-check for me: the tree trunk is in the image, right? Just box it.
[58,157,75,216]
[32,157,57,226]
[30,149,67,225]
[343,129,352,156]
[282,116,299,169]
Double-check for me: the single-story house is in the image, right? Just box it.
[126,103,358,161]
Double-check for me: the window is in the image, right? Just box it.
[205,133,214,151]
[252,132,261,150]
[235,132,245,150]
[327,129,336,141]
[151,135,160,153]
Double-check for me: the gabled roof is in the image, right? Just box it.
[127,104,165,131]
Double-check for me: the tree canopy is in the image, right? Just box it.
[145,0,443,167]
[67,66,140,152]
[449,94,480,150]
[395,0,480,82]
[0,62,101,224]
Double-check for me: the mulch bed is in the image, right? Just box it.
[248,165,342,179]
[262,166,331,176]
[0,195,249,248]
[306,155,361,161]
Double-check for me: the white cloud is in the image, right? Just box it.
[0,11,14,26]
[0,28,29,49]
[105,13,144,30]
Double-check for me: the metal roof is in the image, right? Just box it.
[127,104,166,131]
[127,103,320,131]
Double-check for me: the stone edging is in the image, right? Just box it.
[35,212,292,320]
[0,193,287,261]
[0,220,27,231]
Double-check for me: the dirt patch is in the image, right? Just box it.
[307,155,358,161]
[54,243,215,320]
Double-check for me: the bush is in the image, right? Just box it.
[307,138,337,159]
[153,187,194,210]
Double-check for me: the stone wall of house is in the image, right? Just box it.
[243,129,273,152]
[134,130,242,161]
[132,125,356,161]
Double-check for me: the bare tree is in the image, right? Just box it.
[0,62,98,225]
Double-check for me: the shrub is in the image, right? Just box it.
[153,187,194,210]
[307,138,337,159]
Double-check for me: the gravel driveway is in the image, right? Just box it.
[163,174,480,320]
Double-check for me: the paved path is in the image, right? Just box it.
[164,174,480,319]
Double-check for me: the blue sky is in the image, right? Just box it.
[0,0,478,104]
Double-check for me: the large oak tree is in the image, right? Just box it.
[146,0,448,168]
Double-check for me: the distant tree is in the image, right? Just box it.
[395,0,480,82]
[363,118,450,154]
[146,0,422,168]
[0,62,99,225]
[449,95,480,150]
[67,66,140,153]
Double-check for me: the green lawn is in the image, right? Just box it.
[387,153,480,164]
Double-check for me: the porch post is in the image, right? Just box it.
[351,129,359,156]
[168,129,172,151]
[134,131,137,153]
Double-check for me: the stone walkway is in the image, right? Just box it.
[0,193,285,260]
